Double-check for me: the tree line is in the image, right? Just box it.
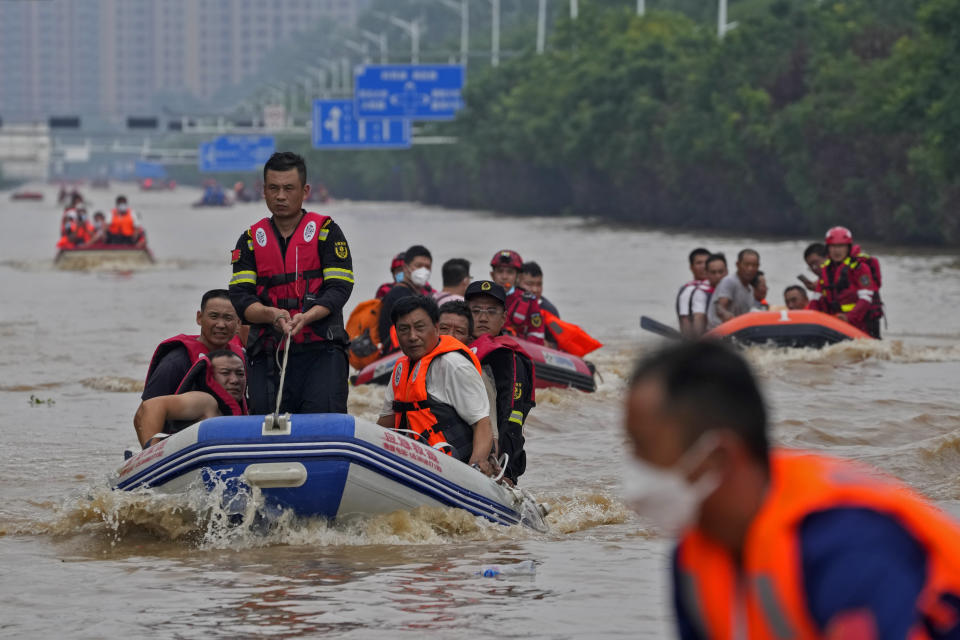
[292,0,960,245]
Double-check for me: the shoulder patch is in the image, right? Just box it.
[334,241,349,259]
[231,249,241,263]
[530,314,542,327]
[514,382,523,400]
[860,275,870,286]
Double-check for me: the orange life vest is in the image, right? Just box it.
[676,449,960,639]
[250,212,331,345]
[541,309,602,357]
[390,335,482,462]
[108,208,135,236]
[346,298,383,369]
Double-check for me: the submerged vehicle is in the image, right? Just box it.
[706,309,872,347]
[352,337,598,393]
[113,413,549,532]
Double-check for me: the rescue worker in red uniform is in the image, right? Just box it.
[229,152,354,415]
[135,349,249,448]
[807,226,881,338]
[623,341,960,639]
[377,295,497,475]
[465,280,536,485]
[141,290,245,402]
[375,253,406,299]
[489,250,545,345]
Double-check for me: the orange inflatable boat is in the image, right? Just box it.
[706,309,872,347]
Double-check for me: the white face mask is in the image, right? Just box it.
[622,434,721,537]
[410,267,430,287]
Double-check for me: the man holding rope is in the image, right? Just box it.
[229,151,355,414]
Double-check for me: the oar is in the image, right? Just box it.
[639,315,682,340]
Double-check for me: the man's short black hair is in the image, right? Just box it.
[116,195,127,204]
[629,341,769,467]
[783,285,807,298]
[752,270,765,285]
[737,248,759,263]
[201,289,233,312]
[706,252,727,268]
[438,299,474,336]
[688,248,711,265]
[263,151,307,187]
[520,261,543,278]
[441,258,470,287]
[404,245,432,265]
[206,348,243,363]
[391,295,439,326]
[804,243,827,260]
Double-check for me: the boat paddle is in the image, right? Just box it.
[639,316,682,340]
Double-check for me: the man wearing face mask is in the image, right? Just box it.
[623,341,960,639]
[375,253,406,300]
[107,195,139,245]
[378,245,433,356]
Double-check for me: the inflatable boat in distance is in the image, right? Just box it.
[112,413,549,532]
[706,309,872,347]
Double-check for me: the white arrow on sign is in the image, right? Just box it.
[324,106,342,142]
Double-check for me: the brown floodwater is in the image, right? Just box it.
[1,183,958,638]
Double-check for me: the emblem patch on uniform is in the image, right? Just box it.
[394,362,403,387]
[514,382,523,400]
[859,275,870,285]
[303,220,317,243]
[531,314,542,327]
[231,249,241,264]
[481,281,491,291]
[255,227,268,247]
[335,241,349,259]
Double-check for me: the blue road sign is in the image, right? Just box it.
[312,99,411,149]
[198,135,275,172]
[355,64,464,120]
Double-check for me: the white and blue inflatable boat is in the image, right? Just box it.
[113,413,549,532]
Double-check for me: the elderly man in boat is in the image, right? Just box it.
[377,295,499,477]
[135,349,248,448]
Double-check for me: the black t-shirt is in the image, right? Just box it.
[539,295,560,318]
[141,346,191,401]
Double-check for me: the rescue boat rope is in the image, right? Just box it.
[273,330,292,421]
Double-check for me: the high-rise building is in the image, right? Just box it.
[0,0,363,122]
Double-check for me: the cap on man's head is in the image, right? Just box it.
[464,280,506,305]
[490,249,523,270]
[390,252,405,271]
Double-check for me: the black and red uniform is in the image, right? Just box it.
[504,289,545,345]
[807,256,879,336]
[470,333,536,484]
[229,210,354,414]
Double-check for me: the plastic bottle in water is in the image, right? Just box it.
[477,560,537,577]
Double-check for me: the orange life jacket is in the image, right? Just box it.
[390,335,482,462]
[250,212,331,345]
[346,298,383,369]
[108,208,135,236]
[541,309,602,357]
[676,449,960,639]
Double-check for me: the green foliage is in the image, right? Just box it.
[322,0,960,244]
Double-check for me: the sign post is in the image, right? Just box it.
[311,99,411,149]
[354,64,464,120]
[198,135,275,172]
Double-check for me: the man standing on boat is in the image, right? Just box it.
[623,341,960,639]
[489,250,546,345]
[377,296,497,476]
[465,280,536,485]
[229,151,354,415]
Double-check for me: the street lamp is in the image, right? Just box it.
[537,0,547,54]
[361,29,388,64]
[437,0,469,67]
[376,13,421,64]
[489,0,500,67]
[345,39,371,64]
[638,0,645,15]
[718,0,738,38]
[570,0,578,19]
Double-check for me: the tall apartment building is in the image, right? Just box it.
[0,0,363,122]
